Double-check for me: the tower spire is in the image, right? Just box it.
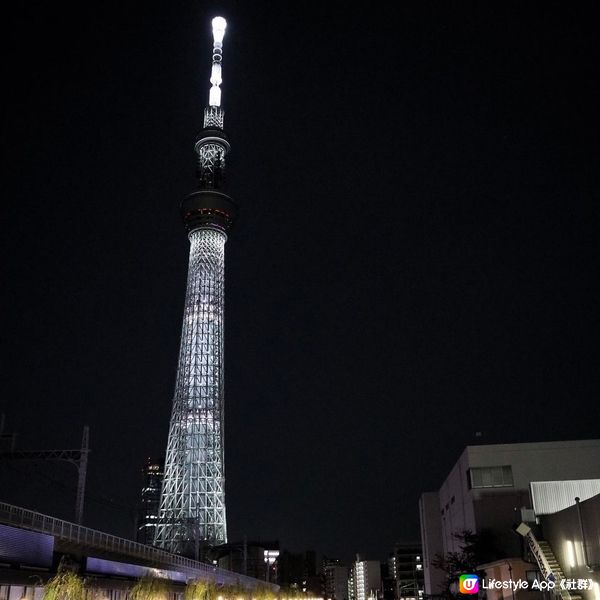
[204,17,227,130]
[209,17,226,108]
[155,15,236,556]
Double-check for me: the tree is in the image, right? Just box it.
[219,583,250,600]
[43,569,85,600]
[130,575,170,600]
[433,530,499,598]
[253,584,277,600]
[185,579,215,600]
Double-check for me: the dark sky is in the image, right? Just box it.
[2,1,598,563]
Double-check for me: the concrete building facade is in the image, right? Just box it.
[537,492,600,600]
[419,439,600,597]
[136,456,164,545]
[324,564,349,600]
[353,558,381,600]
[387,544,424,600]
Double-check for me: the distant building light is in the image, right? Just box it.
[264,549,279,564]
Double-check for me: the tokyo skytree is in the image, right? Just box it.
[154,16,236,555]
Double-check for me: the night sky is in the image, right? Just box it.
[2,2,598,563]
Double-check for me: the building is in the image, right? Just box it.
[418,495,444,597]
[154,16,237,555]
[348,564,356,600]
[387,544,424,600]
[419,439,600,597]
[538,491,600,600]
[353,557,381,600]
[323,560,349,600]
[136,456,164,545]
[511,482,600,600]
[213,540,280,582]
[278,549,320,594]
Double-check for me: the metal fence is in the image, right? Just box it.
[0,501,271,588]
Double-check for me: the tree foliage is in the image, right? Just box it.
[130,575,170,600]
[252,584,277,600]
[43,569,85,600]
[433,530,499,597]
[185,580,217,600]
[219,583,249,600]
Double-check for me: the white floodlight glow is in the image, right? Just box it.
[209,85,221,107]
[155,228,228,551]
[208,17,226,107]
[211,63,222,85]
[212,17,227,44]
[565,540,576,568]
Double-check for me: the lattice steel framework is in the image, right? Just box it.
[155,229,227,552]
[154,17,236,555]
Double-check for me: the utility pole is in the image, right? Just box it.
[0,422,90,524]
[75,426,89,525]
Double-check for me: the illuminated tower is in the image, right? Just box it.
[154,16,236,555]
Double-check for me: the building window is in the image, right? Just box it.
[525,571,541,585]
[469,466,513,489]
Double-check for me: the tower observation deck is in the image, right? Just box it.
[154,17,236,556]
